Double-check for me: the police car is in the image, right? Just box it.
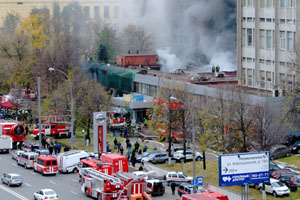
[165,171,193,186]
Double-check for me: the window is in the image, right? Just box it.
[247,69,253,86]
[287,19,293,24]
[247,17,252,22]
[46,161,51,166]
[280,31,286,49]
[247,58,252,63]
[287,31,293,50]
[84,6,90,19]
[266,71,271,81]
[280,19,285,24]
[242,28,246,46]
[247,29,253,46]
[266,30,272,49]
[267,0,272,6]
[52,160,57,165]
[247,0,253,6]
[260,18,265,22]
[260,0,265,7]
[280,0,286,6]
[259,59,265,63]
[242,69,246,85]
[260,70,265,88]
[114,6,119,18]
[94,6,100,19]
[266,18,272,22]
[104,6,109,18]
[287,0,294,7]
[260,30,265,49]
[266,60,271,65]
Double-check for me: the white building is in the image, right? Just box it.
[237,0,299,95]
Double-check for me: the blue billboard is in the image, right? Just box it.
[219,152,270,187]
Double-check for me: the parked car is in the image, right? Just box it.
[34,149,49,156]
[22,143,39,152]
[270,162,283,174]
[291,175,300,187]
[141,152,168,164]
[136,150,159,163]
[173,150,202,162]
[133,171,149,180]
[165,171,193,186]
[277,172,298,191]
[258,178,290,197]
[17,151,39,169]
[167,146,191,156]
[33,189,58,200]
[285,132,300,146]
[290,140,300,154]
[146,179,165,196]
[272,169,292,179]
[11,150,24,160]
[1,173,22,187]
[177,183,194,197]
[270,145,290,160]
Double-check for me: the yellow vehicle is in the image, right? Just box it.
[122,192,152,200]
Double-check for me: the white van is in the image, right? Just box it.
[259,178,290,197]
[17,152,38,169]
[0,135,12,153]
[57,150,89,173]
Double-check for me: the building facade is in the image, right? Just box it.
[0,0,120,28]
[237,0,299,95]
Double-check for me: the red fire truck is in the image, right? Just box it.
[10,88,37,100]
[33,155,58,175]
[108,107,126,130]
[0,120,25,148]
[101,153,129,173]
[78,158,113,179]
[181,194,218,200]
[81,168,123,200]
[115,171,146,196]
[31,122,71,139]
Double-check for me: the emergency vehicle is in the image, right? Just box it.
[10,88,37,100]
[0,120,25,148]
[79,158,113,175]
[33,155,58,175]
[0,135,12,153]
[31,122,71,139]
[81,168,123,200]
[101,153,128,173]
[115,171,146,196]
[57,150,89,173]
[108,107,126,129]
[181,194,219,200]
[146,179,165,196]
[17,151,38,169]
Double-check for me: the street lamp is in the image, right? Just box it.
[117,171,154,200]
[48,67,74,150]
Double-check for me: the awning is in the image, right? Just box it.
[0,99,22,109]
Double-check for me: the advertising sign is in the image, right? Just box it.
[219,152,270,187]
[93,112,107,154]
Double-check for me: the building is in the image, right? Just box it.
[237,0,299,95]
[0,0,120,28]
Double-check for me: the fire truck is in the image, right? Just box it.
[115,171,146,196]
[31,122,71,139]
[78,158,113,181]
[108,107,126,130]
[101,153,128,173]
[0,120,25,148]
[10,88,38,100]
[81,168,123,200]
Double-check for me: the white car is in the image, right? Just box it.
[165,171,193,186]
[173,150,202,162]
[259,178,290,197]
[133,171,149,180]
[34,189,58,200]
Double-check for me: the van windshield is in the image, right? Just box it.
[52,160,57,165]
[30,156,35,160]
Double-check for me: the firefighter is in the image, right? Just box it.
[143,145,148,152]
[123,125,128,138]
[212,65,216,73]
[171,182,176,195]
[131,153,136,167]
[120,145,124,155]
[114,138,118,149]
[216,65,220,72]
[134,141,140,152]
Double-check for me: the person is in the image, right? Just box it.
[143,145,148,152]
[126,138,130,148]
[171,182,176,195]
[106,142,110,152]
[25,125,29,135]
[114,138,118,149]
[131,153,136,167]
[134,141,140,152]
[117,142,121,153]
[113,128,117,137]
[123,125,128,138]
[138,149,142,155]
[46,137,51,148]
[57,143,61,153]
[54,144,58,154]
[127,143,132,155]
[138,163,144,171]
[49,145,54,155]
[216,65,220,72]
[42,136,46,149]
[212,65,216,73]
[120,145,124,155]
[64,146,69,152]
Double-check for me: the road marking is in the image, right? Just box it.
[49,180,56,185]
[30,172,36,176]
[25,183,31,187]
[70,190,78,195]
[12,163,17,167]
[0,184,29,200]
[72,179,78,183]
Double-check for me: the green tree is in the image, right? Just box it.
[97,27,119,63]
[96,44,108,64]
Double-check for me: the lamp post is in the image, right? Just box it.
[168,96,172,166]
[117,171,154,200]
[48,67,74,150]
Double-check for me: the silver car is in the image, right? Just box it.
[11,150,24,160]
[1,173,23,187]
[141,152,168,164]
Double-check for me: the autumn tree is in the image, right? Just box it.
[97,27,120,63]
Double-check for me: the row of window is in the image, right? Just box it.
[242,57,294,67]
[242,28,294,51]
[242,0,295,7]
[243,17,295,24]
[83,5,119,20]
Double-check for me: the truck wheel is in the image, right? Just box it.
[85,188,89,197]
[73,168,78,173]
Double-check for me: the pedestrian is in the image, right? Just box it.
[42,136,46,149]
[127,153,131,161]
[25,125,29,136]
[126,138,130,148]
[106,142,110,152]
[124,125,128,138]
[131,153,136,167]
[113,128,117,137]
[139,163,144,171]
[117,142,121,153]
[138,149,142,155]
[114,138,118,149]
[51,139,55,146]
[171,182,176,195]
[134,141,140,152]
[120,145,124,155]
[54,144,58,154]
[64,146,69,152]
[49,146,54,155]
[57,143,61,153]
[46,137,51,148]
[143,145,148,152]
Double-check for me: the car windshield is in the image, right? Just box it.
[293,141,300,146]
[272,182,285,187]
[281,173,296,178]
[12,176,21,180]
[45,191,56,195]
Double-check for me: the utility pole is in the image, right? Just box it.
[192,109,196,193]
[183,109,187,173]
[168,96,172,165]
[37,77,42,148]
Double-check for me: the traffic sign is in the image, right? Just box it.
[70,137,75,143]
[219,152,270,187]
[192,176,203,186]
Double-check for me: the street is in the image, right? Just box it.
[0,153,179,200]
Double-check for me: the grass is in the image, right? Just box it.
[278,155,300,168]
[158,160,300,200]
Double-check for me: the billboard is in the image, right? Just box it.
[219,152,270,187]
[93,112,107,154]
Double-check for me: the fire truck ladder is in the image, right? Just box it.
[83,168,122,185]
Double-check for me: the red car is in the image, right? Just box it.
[271,169,292,179]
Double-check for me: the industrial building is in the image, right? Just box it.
[237,0,298,95]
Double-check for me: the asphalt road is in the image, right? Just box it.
[0,153,177,200]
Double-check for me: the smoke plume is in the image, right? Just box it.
[120,0,236,72]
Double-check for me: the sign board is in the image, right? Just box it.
[219,152,270,187]
[70,137,75,143]
[192,176,203,186]
[133,94,144,102]
[93,112,107,154]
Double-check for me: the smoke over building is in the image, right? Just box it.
[120,0,236,72]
